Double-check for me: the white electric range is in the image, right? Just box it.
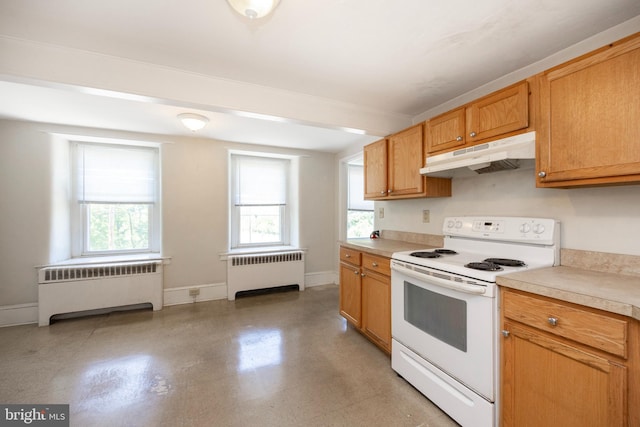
[391,216,560,427]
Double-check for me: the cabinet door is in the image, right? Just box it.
[388,124,424,197]
[363,138,388,199]
[502,321,626,427]
[425,108,466,154]
[339,262,361,327]
[537,35,640,187]
[466,81,528,143]
[361,270,390,352]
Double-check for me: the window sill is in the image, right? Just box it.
[220,246,305,261]
[39,253,170,268]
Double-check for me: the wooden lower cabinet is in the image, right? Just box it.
[362,268,391,353]
[339,261,361,327]
[339,246,391,354]
[501,288,637,427]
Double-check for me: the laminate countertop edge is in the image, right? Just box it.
[497,266,640,321]
[339,238,439,259]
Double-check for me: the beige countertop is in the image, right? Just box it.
[497,266,640,321]
[339,238,438,258]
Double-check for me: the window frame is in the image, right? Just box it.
[229,152,291,250]
[346,162,374,239]
[71,141,161,257]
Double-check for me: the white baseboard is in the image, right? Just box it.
[163,282,227,306]
[305,271,338,287]
[0,274,340,325]
[0,303,38,327]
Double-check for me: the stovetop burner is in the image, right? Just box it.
[410,251,441,259]
[465,261,503,271]
[410,249,458,259]
[435,249,458,255]
[484,258,526,267]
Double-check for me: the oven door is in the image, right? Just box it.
[391,260,497,401]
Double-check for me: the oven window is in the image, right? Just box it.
[404,281,467,352]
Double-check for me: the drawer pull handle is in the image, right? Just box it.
[548,316,558,326]
[345,254,351,258]
[372,262,378,267]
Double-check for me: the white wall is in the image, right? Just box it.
[375,165,640,256]
[0,121,53,305]
[0,119,337,308]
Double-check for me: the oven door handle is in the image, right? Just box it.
[392,263,487,295]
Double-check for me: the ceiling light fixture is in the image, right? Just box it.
[178,113,209,132]
[227,0,280,19]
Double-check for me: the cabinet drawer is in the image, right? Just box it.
[340,247,361,266]
[362,253,390,276]
[503,290,628,358]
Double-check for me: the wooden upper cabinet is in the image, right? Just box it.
[425,81,529,155]
[388,124,424,196]
[425,108,466,154]
[363,138,388,198]
[537,33,640,188]
[364,124,451,200]
[466,82,529,143]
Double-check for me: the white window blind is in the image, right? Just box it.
[233,155,288,206]
[348,164,373,211]
[76,143,157,203]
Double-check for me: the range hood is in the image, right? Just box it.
[420,131,536,177]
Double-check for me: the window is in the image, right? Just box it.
[347,163,374,238]
[72,142,160,256]
[230,154,290,248]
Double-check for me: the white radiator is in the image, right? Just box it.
[227,251,305,300]
[37,260,163,326]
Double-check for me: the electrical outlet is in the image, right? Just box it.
[189,288,200,297]
[379,207,384,219]
[422,209,430,223]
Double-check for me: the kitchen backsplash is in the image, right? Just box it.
[561,249,640,277]
[380,230,444,247]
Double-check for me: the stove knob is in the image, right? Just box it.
[533,223,546,234]
[447,220,455,229]
[455,221,463,229]
[519,223,531,233]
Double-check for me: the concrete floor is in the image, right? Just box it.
[0,284,458,426]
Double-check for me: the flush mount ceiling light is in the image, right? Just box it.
[178,113,209,132]
[227,0,280,19]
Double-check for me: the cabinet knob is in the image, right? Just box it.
[361,273,366,277]
[372,262,378,267]
[469,131,477,137]
[353,270,359,275]
[548,316,558,326]
[387,189,392,194]
[456,136,463,141]
[345,254,351,258]
[380,190,386,195]
[538,171,547,178]
[501,330,510,337]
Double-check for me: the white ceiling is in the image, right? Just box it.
[0,0,639,152]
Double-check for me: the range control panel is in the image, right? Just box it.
[443,216,559,245]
